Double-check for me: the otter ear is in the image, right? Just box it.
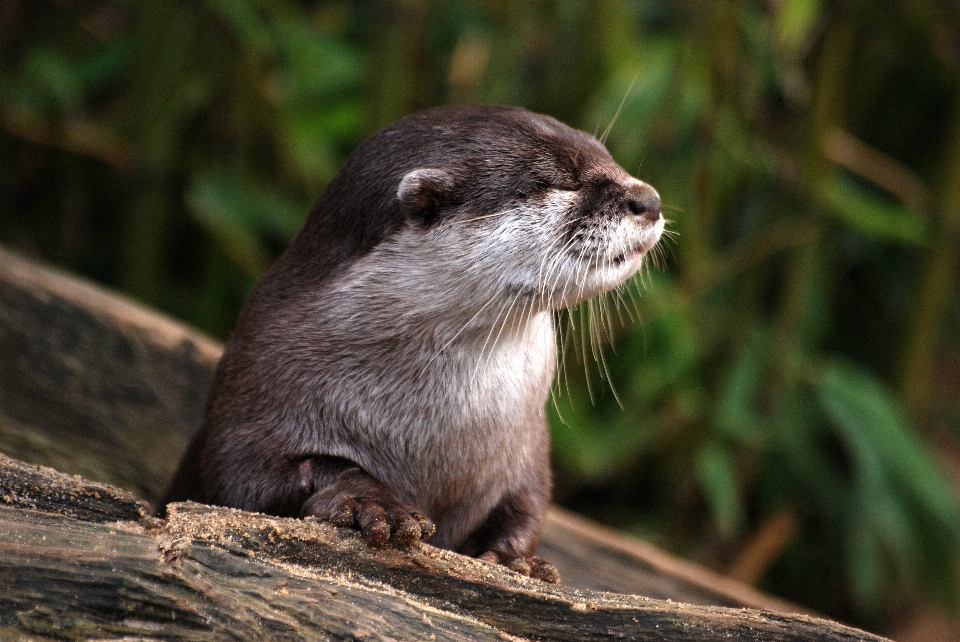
[397,168,456,224]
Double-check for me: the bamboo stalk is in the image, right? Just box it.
[121,4,197,307]
[682,2,742,288]
[900,100,960,416]
[775,15,854,378]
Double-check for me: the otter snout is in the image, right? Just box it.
[624,183,662,224]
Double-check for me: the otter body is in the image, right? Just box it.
[162,105,663,577]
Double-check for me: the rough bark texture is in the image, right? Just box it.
[1,457,889,641]
[0,246,890,640]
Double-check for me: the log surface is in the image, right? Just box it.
[0,455,889,641]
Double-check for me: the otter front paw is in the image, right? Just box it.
[298,458,436,547]
[478,551,560,584]
[303,491,435,547]
[337,497,435,547]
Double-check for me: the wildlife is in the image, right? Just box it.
[161,104,664,582]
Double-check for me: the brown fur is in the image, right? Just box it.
[161,105,662,579]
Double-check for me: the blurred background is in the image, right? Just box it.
[2,0,959,638]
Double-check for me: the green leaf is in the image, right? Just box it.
[23,49,84,108]
[283,101,364,185]
[815,360,960,532]
[548,398,616,480]
[696,441,743,538]
[201,0,273,55]
[814,359,960,601]
[714,325,768,444]
[775,0,822,53]
[187,174,306,276]
[846,510,883,611]
[275,21,364,101]
[822,174,927,245]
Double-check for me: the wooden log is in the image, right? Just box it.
[0,246,890,640]
[0,246,219,500]
[165,503,888,642]
[0,451,150,523]
[0,455,888,641]
[538,506,804,611]
[2,506,507,640]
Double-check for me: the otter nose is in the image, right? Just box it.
[624,186,661,223]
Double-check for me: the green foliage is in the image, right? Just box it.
[2,0,960,629]
[824,174,927,246]
[187,173,304,276]
[815,360,960,607]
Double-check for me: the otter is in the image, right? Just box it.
[161,104,663,582]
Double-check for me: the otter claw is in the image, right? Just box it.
[328,501,357,527]
[307,493,435,548]
[357,501,391,546]
[411,510,436,539]
[529,557,560,583]
[479,551,560,584]
[391,516,422,546]
[507,557,532,576]
[478,551,499,564]
[298,463,436,548]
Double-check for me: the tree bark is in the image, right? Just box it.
[1,454,888,641]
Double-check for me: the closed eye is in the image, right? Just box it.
[540,180,580,192]
[521,178,580,196]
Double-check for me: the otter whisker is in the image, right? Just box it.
[560,309,577,399]
[537,232,576,307]
[548,381,570,427]
[588,299,602,371]
[621,270,642,318]
[611,285,636,326]
[560,233,593,305]
[436,208,514,229]
[472,295,512,380]
[607,237,634,327]
[599,290,618,352]
[552,306,579,414]
[472,287,526,382]
[599,68,643,146]
[651,243,666,272]
[613,235,637,325]
[592,297,625,409]
[516,294,544,377]
[623,274,644,320]
[540,232,582,307]
[418,290,502,379]
[579,301,596,405]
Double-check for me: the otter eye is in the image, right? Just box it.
[533,179,580,192]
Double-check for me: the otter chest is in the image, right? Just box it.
[332,310,556,517]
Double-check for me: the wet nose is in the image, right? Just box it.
[624,185,661,223]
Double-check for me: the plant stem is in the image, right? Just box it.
[900,99,960,416]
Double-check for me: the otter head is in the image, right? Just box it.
[392,106,663,311]
[292,105,662,320]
